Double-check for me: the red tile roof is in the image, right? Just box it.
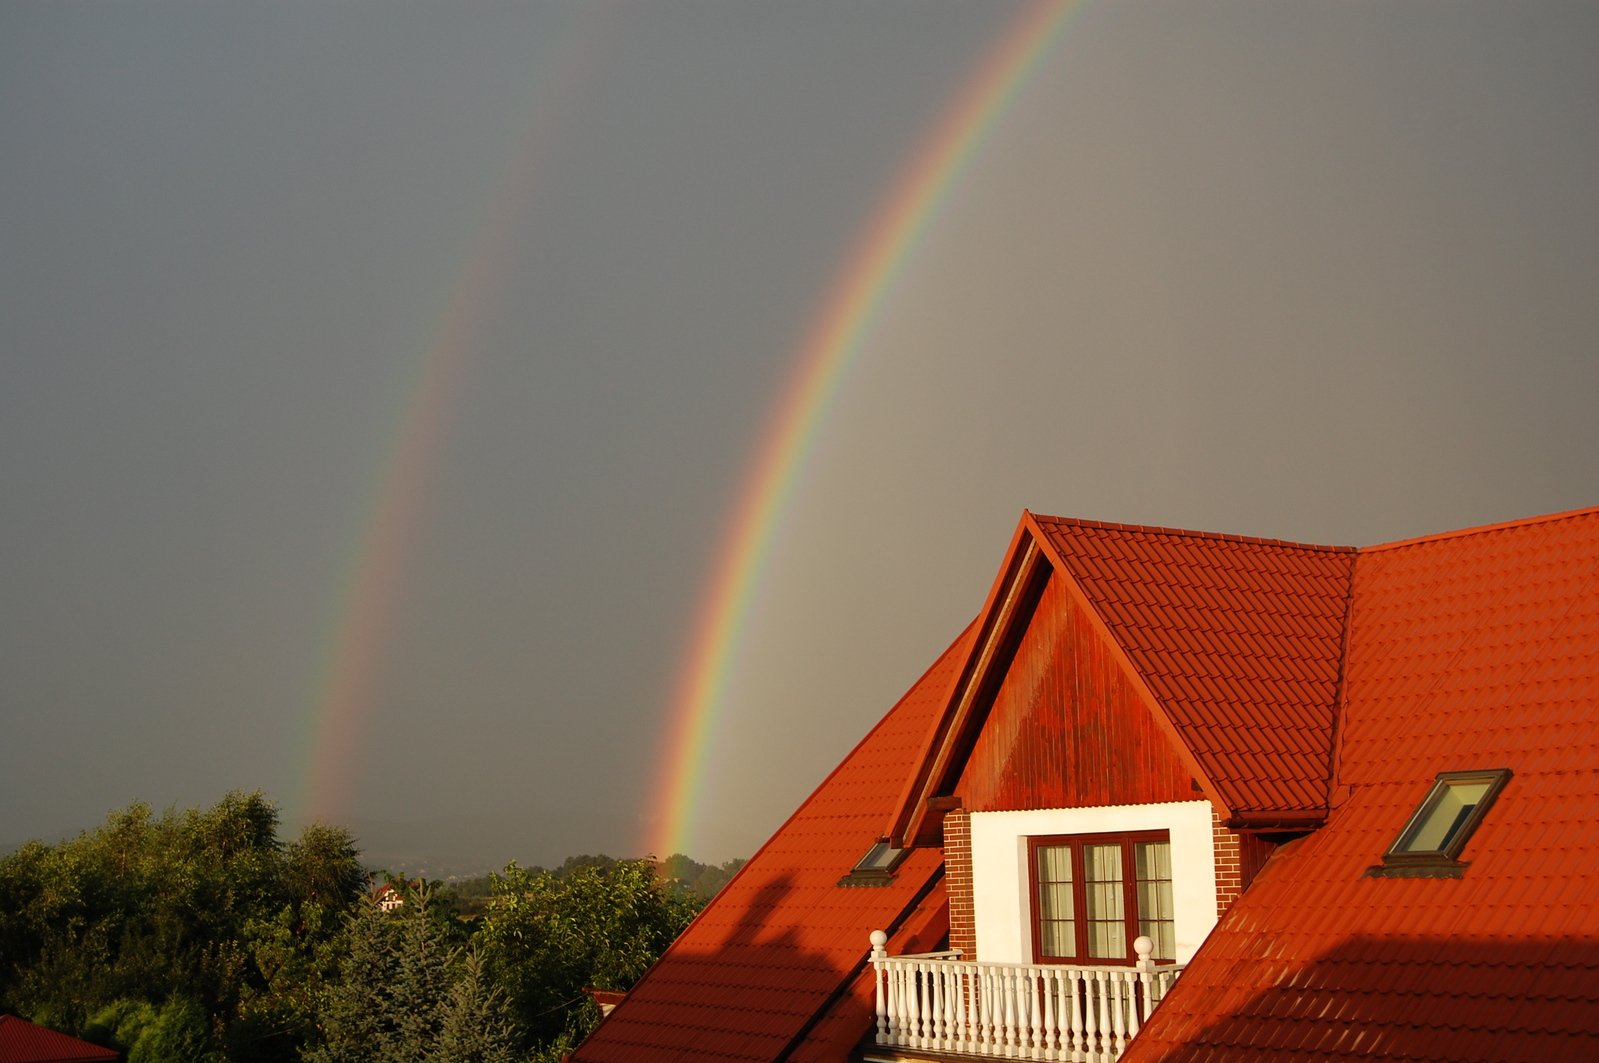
[894,513,1356,840]
[1124,505,1599,1060]
[1032,514,1356,818]
[0,1017,118,1063]
[580,504,1599,1061]
[569,626,975,1062]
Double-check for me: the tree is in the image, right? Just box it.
[435,949,521,1063]
[0,793,363,1061]
[128,995,215,1063]
[476,859,702,1056]
[304,882,522,1063]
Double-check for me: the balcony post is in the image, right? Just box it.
[870,930,889,1043]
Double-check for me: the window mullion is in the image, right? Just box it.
[1071,841,1088,964]
[1122,839,1139,962]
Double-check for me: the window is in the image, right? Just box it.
[1368,769,1511,878]
[837,837,908,886]
[1028,832,1174,964]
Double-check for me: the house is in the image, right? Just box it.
[374,882,405,912]
[572,506,1599,1061]
[0,1015,119,1063]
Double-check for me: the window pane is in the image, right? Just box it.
[1135,841,1175,961]
[1089,918,1123,958]
[1135,839,1171,880]
[1084,843,1124,958]
[1040,844,1072,881]
[1035,846,1075,958]
[1398,780,1492,853]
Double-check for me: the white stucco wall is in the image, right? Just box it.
[969,800,1218,965]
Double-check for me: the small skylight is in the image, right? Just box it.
[1368,769,1510,878]
[837,838,908,887]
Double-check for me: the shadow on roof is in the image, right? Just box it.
[1126,932,1599,1061]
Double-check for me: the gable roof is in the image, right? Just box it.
[0,1016,118,1063]
[894,512,1355,844]
[569,625,975,1062]
[1122,505,1599,1059]
[576,503,1599,1061]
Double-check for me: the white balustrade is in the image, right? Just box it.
[869,932,1183,1062]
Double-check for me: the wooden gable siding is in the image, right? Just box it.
[954,571,1197,812]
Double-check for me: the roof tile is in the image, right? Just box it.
[1125,506,1599,1061]
[571,627,973,1061]
[1033,515,1353,816]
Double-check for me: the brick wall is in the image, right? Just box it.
[943,808,976,960]
[1212,810,1275,915]
[1212,811,1242,914]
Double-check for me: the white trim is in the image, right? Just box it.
[970,801,1218,965]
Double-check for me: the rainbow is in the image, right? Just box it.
[291,9,615,826]
[647,0,1083,860]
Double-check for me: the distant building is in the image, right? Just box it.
[373,881,411,912]
[572,506,1599,1061]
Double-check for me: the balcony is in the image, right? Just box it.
[867,932,1183,1062]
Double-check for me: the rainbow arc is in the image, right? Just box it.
[647,0,1082,860]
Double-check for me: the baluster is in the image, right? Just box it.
[983,964,1000,1054]
[1030,966,1043,1058]
[1007,963,1024,1058]
[951,965,967,1053]
[1043,966,1061,1060]
[870,931,889,1043]
[1108,970,1130,1057]
[914,961,927,1046]
[1089,969,1110,1062]
[946,959,960,1048]
[892,961,909,1043]
[913,960,928,1048]
[965,965,978,1048]
[971,965,986,1052]
[1061,967,1079,1061]
[941,960,958,1050]
[1126,965,1143,1042]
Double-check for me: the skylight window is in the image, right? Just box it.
[1368,769,1511,878]
[837,838,908,886]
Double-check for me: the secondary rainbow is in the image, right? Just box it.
[291,13,613,826]
[648,0,1083,860]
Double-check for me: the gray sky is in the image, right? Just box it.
[4,1,1596,868]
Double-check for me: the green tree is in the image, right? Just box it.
[435,949,521,1063]
[305,882,521,1063]
[0,793,363,1061]
[300,890,413,1063]
[128,995,216,1063]
[477,858,701,1056]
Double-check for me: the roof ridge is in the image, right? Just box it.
[1359,503,1599,554]
[1026,510,1356,554]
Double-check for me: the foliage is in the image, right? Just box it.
[303,883,521,1063]
[436,949,522,1063]
[476,858,703,1055]
[656,853,747,900]
[0,793,363,1061]
[2,793,733,1063]
[129,995,217,1063]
